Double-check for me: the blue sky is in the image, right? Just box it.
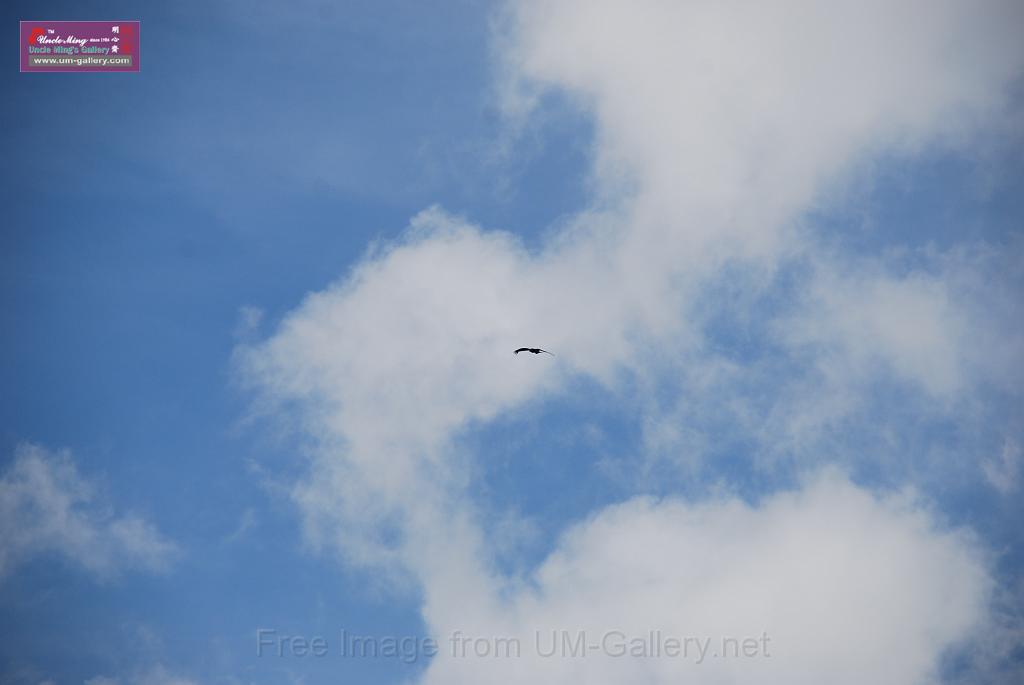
[2,2,1023,684]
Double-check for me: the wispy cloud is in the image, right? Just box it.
[0,444,180,581]
[983,439,1022,494]
[85,666,200,685]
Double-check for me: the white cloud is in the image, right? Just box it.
[0,444,179,581]
[241,0,1023,558]
[782,243,1024,398]
[501,0,1022,248]
[420,471,990,685]
[783,261,966,398]
[238,0,1023,682]
[497,0,1024,423]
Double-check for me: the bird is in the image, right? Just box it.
[514,347,554,356]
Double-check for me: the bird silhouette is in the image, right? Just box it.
[514,347,554,356]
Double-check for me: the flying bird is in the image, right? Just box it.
[514,347,554,356]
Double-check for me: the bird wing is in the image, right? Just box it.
[514,348,528,354]
[538,349,554,355]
